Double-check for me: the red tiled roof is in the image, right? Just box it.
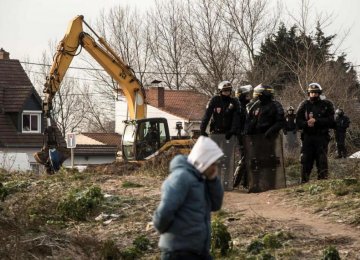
[0,59,32,87]
[145,88,209,121]
[81,133,122,148]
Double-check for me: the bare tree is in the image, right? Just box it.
[147,0,192,89]
[184,0,242,95]
[221,0,281,69]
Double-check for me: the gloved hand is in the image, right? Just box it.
[225,132,233,140]
[201,131,209,137]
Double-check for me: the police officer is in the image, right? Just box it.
[245,84,285,137]
[296,83,335,183]
[334,108,350,158]
[233,85,252,188]
[200,81,240,139]
[283,106,298,151]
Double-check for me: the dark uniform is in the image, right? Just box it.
[283,106,298,151]
[334,109,350,158]
[296,83,335,183]
[233,85,253,188]
[245,98,284,137]
[243,85,285,193]
[200,86,240,138]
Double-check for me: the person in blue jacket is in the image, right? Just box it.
[153,136,224,260]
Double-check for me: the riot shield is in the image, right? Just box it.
[210,134,238,191]
[243,134,286,192]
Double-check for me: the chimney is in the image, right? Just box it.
[0,48,9,60]
[150,86,165,107]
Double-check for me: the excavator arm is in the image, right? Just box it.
[35,15,147,172]
[43,15,146,120]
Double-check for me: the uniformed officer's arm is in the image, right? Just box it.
[265,101,285,137]
[230,98,241,135]
[295,101,307,130]
[200,97,216,135]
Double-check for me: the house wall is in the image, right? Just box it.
[115,99,191,137]
[0,148,43,172]
[63,155,116,166]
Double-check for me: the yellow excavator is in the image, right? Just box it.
[34,15,193,173]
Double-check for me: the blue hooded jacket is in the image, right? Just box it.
[153,154,224,254]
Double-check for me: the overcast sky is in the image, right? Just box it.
[1,0,359,66]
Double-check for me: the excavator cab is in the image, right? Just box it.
[122,118,170,160]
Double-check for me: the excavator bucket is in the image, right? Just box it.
[243,133,286,193]
[34,146,70,174]
[210,134,238,191]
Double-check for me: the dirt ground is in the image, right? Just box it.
[223,189,360,259]
[1,158,360,259]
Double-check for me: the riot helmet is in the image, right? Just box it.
[218,81,232,93]
[235,85,253,97]
[253,84,274,99]
[307,82,322,95]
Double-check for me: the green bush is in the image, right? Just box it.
[247,239,265,255]
[57,186,104,221]
[0,183,9,201]
[322,245,340,260]
[263,233,282,249]
[122,181,143,188]
[100,239,121,260]
[211,217,232,256]
[133,235,150,251]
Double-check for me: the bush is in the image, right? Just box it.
[322,245,341,260]
[247,239,265,255]
[133,235,150,251]
[263,233,282,249]
[100,239,121,260]
[211,217,232,256]
[0,183,9,201]
[57,186,104,221]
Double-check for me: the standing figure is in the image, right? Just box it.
[153,136,224,260]
[243,84,286,192]
[200,81,240,139]
[245,85,285,138]
[334,108,350,158]
[200,81,240,190]
[233,85,252,188]
[283,106,298,152]
[296,83,335,183]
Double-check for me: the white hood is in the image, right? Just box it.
[187,136,224,173]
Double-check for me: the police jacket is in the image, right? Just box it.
[237,96,249,135]
[153,155,223,255]
[245,99,285,137]
[284,114,297,133]
[200,95,240,134]
[335,115,350,133]
[296,99,335,135]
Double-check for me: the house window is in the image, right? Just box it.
[22,111,41,133]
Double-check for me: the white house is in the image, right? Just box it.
[115,86,210,138]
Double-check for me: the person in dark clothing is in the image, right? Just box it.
[284,106,296,134]
[296,83,335,183]
[153,136,224,260]
[233,85,252,188]
[245,85,285,138]
[283,106,298,151]
[334,108,350,158]
[200,81,240,140]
